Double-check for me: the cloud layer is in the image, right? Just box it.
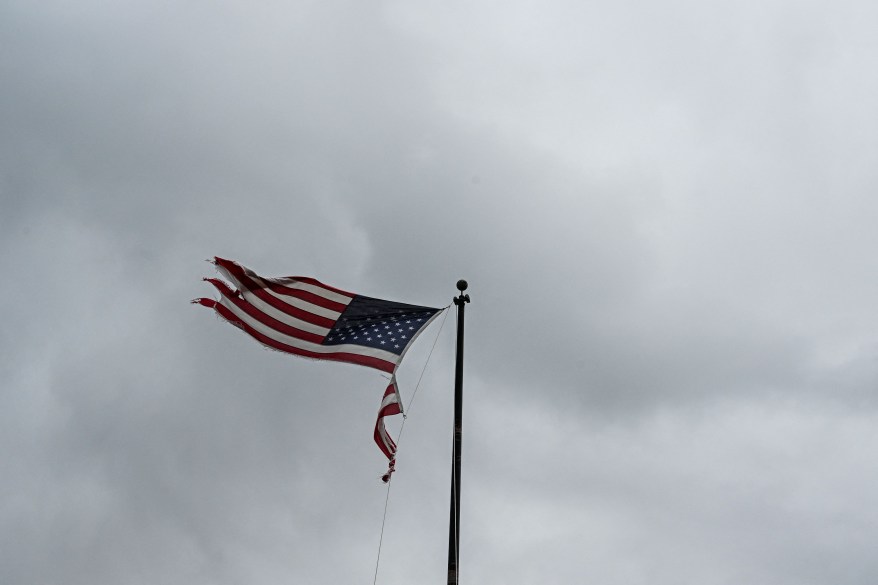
[2,1,877,583]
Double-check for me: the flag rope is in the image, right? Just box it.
[398,304,451,441]
[372,304,451,585]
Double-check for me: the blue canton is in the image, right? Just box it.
[322,296,440,355]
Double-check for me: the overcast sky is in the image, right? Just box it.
[3,0,878,583]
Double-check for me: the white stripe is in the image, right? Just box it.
[387,377,404,415]
[258,285,344,320]
[218,266,346,321]
[264,277,353,305]
[375,421,393,448]
[218,296,400,363]
[379,392,399,410]
[238,289,334,336]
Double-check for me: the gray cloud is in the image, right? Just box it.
[2,0,878,583]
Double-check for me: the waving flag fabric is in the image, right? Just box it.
[194,257,442,480]
[375,379,403,482]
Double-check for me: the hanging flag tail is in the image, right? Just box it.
[375,378,403,482]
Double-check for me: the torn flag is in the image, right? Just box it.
[194,257,442,480]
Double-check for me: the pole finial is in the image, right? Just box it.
[454,280,470,306]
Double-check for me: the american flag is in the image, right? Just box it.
[193,257,442,480]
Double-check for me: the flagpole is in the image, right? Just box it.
[447,280,469,585]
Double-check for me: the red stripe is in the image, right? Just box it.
[378,401,401,417]
[268,275,356,298]
[214,257,356,298]
[192,298,216,308]
[215,257,351,314]
[215,259,342,328]
[374,420,397,459]
[374,382,400,460]
[250,287,339,329]
[262,285,350,313]
[374,424,396,459]
[205,278,326,344]
[212,303,396,374]
[214,262,339,329]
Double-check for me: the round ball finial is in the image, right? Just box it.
[456,279,468,292]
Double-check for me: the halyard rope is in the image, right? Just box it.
[372,304,451,585]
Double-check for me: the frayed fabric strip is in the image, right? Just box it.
[381,458,396,483]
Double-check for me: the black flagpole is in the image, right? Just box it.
[447,280,470,585]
